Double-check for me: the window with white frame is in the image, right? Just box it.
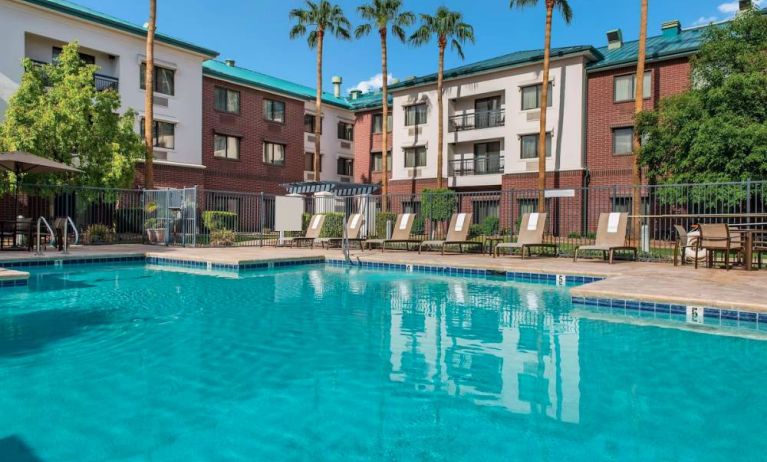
[614,71,652,102]
[337,121,354,141]
[520,133,552,159]
[214,134,240,159]
[372,113,392,133]
[140,63,175,95]
[304,114,322,133]
[337,158,354,176]
[372,152,391,172]
[404,104,427,126]
[304,152,322,172]
[404,146,427,168]
[263,142,285,165]
[520,82,553,110]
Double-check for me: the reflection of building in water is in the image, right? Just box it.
[389,279,580,423]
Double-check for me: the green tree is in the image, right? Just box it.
[637,9,767,184]
[289,0,352,181]
[509,0,573,211]
[355,0,415,205]
[410,7,475,189]
[0,42,143,189]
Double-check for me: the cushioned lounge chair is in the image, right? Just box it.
[419,213,482,255]
[284,214,325,248]
[495,213,556,258]
[324,213,365,250]
[574,212,637,264]
[365,213,422,252]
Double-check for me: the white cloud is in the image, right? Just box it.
[349,73,396,93]
[693,16,719,26]
[718,0,763,14]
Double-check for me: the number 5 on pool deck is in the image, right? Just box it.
[686,306,704,324]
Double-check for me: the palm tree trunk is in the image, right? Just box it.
[143,0,156,189]
[314,29,324,182]
[632,0,648,242]
[437,39,446,189]
[537,3,553,213]
[380,28,389,211]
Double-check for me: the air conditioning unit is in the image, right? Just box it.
[340,141,351,150]
[338,175,352,182]
[154,96,169,107]
[525,161,538,172]
[306,134,316,142]
[152,150,168,161]
[526,111,540,121]
[407,126,422,137]
[408,168,421,178]
[304,171,316,181]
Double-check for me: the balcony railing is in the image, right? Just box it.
[448,155,504,176]
[448,109,505,132]
[28,60,119,92]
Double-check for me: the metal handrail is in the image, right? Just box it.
[448,109,505,132]
[66,216,79,245]
[35,217,55,256]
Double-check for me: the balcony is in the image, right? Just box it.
[448,155,504,176]
[28,60,119,92]
[448,110,505,132]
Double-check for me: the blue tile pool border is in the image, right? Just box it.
[572,296,767,331]
[1,255,145,268]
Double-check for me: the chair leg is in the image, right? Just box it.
[673,244,679,267]
[609,249,614,264]
[573,249,578,262]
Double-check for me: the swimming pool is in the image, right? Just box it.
[0,262,765,461]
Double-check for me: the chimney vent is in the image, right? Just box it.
[606,29,623,50]
[332,76,342,98]
[225,59,235,67]
[349,89,361,100]
[661,20,681,38]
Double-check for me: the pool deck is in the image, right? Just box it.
[0,244,765,312]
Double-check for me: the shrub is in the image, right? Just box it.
[202,211,237,231]
[468,224,484,239]
[411,215,425,236]
[375,212,396,238]
[567,232,581,239]
[84,223,114,244]
[144,218,158,229]
[302,213,313,232]
[319,212,344,238]
[421,188,456,222]
[480,216,499,236]
[211,229,236,246]
[115,208,143,234]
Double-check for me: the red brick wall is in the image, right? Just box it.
[201,76,305,193]
[586,58,691,187]
[135,162,205,189]
[353,109,391,184]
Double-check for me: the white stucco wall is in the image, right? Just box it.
[303,101,356,182]
[390,55,588,186]
[0,0,210,167]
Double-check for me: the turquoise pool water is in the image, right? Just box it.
[0,263,766,461]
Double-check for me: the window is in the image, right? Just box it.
[612,127,634,155]
[140,118,175,149]
[337,121,354,141]
[214,87,240,113]
[372,113,392,133]
[214,134,239,159]
[304,114,322,133]
[337,158,354,176]
[521,82,553,110]
[474,141,503,174]
[518,198,538,216]
[404,146,427,168]
[473,200,500,225]
[372,152,391,172]
[263,142,285,165]
[304,152,322,172]
[52,46,95,65]
[140,63,175,95]
[263,99,285,123]
[520,133,552,159]
[614,71,652,102]
[404,104,427,126]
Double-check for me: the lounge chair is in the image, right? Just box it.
[494,212,557,258]
[673,224,698,266]
[365,213,421,252]
[284,214,325,248]
[574,212,637,264]
[694,223,743,270]
[419,213,483,255]
[324,213,365,250]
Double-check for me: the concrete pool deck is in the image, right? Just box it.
[0,244,765,312]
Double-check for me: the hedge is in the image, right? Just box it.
[202,211,237,231]
[375,212,397,238]
[319,212,344,238]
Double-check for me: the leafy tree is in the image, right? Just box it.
[0,42,143,189]
[509,0,573,211]
[410,7,475,189]
[355,0,415,204]
[637,9,767,184]
[289,0,352,181]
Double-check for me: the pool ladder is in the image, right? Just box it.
[35,216,79,256]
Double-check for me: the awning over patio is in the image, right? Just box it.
[281,181,379,197]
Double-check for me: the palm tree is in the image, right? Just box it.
[410,7,475,190]
[510,0,572,212]
[290,0,351,182]
[143,0,156,189]
[632,0,649,240]
[355,0,414,205]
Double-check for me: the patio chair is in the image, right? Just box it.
[694,223,743,270]
[419,213,483,255]
[284,214,325,248]
[755,233,766,270]
[574,212,637,264]
[324,213,365,250]
[494,213,557,259]
[673,224,698,267]
[15,217,33,251]
[366,213,422,252]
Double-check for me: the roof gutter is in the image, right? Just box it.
[586,48,699,73]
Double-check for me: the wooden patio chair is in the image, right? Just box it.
[694,223,743,270]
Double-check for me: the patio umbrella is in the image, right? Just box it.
[0,151,82,218]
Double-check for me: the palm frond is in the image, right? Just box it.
[355,23,372,39]
[556,0,573,23]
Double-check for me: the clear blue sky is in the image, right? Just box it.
[72,0,752,93]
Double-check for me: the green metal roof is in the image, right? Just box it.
[347,91,390,111]
[389,45,601,91]
[19,0,218,57]
[587,25,707,71]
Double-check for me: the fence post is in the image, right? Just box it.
[746,178,752,222]
[259,192,264,247]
